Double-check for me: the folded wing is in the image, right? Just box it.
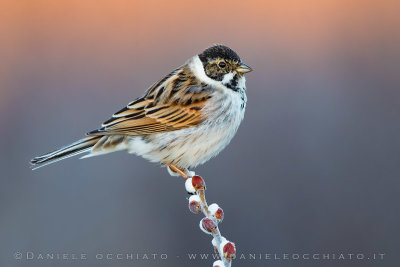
[88,66,212,136]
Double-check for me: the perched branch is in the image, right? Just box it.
[185,175,236,267]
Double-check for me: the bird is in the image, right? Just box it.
[31,45,252,178]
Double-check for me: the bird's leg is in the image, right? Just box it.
[166,163,190,179]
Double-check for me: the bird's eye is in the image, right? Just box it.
[218,61,226,68]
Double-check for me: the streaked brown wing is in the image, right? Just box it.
[87,66,212,136]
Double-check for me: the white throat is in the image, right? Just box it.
[188,56,246,92]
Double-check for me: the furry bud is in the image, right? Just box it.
[192,175,205,190]
[185,178,196,193]
[188,195,202,214]
[221,240,236,260]
[209,203,224,222]
[200,217,217,234]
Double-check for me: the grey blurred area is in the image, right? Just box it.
[1,1,399,266]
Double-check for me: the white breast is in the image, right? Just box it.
[127,88,245,169]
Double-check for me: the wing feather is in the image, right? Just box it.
[88,66,212,136]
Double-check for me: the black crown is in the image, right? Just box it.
[199,45,241,64]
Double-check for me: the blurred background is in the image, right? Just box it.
[1,0,399,266]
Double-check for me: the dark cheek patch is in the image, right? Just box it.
[205,64,225,81]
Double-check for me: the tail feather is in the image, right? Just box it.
[30,136,102,170]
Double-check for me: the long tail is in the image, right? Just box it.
[30,136,103,170]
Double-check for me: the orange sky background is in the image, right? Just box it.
[1,0,399,110]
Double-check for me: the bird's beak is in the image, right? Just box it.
[236,62,253,74]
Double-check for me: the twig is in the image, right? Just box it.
[185,175,236,267]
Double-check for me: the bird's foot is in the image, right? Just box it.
[166,163,194,179]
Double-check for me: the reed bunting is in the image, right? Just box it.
[31,45,252,178]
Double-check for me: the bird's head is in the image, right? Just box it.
[198,45,252,91]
